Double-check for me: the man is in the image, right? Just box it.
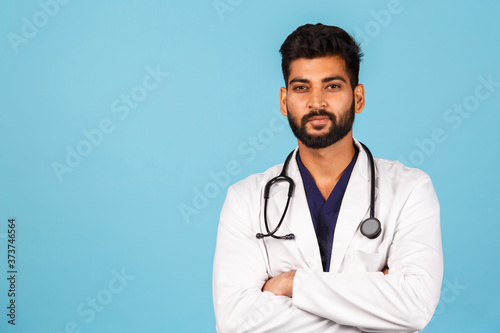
[213,23,443,332]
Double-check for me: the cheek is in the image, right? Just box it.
[286,96,308,113]
[327,93,353,109]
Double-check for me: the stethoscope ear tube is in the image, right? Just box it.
[257,151,296,240]
[260,176,295,240]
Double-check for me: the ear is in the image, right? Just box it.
[354,84,365,114]
[279,87,288,116]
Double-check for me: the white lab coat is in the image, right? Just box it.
[213,139,443,333]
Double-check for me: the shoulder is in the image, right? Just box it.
[374,156,431,183]
[373,157,437,204]
[355,139,432,189]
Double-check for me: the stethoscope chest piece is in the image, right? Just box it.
[360,217,381,239]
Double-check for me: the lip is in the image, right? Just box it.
[307,116,330,126]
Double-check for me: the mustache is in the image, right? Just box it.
[301,109,336,125]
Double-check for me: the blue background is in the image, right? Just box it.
[1,0,499,332]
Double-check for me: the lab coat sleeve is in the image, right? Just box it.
[292,174,443,332]
[213,186,335,333]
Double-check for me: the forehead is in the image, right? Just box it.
[288,55,349,83]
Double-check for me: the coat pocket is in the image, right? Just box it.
[353,250,386,273]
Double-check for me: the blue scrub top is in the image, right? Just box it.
[296,146,359,272]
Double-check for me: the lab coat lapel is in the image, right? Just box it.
[329,140,372,273]
[286,149,323,270]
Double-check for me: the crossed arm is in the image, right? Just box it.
[263,268,390,297]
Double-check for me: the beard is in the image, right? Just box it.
[286,100,355,149]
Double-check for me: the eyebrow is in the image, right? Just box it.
[322,76,347,83]
[289,76,347,85]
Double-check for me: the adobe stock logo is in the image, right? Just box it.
[399,74,499,167]
[179,108,287,224]
[431,277,467,322]
[240,296,282,332]
[213,0,243,21]
[57,268,135,333]
[51,65,169,182]
[352,0,410,49]
[7,0,71,54]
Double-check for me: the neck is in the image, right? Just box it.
[298,133,355,199]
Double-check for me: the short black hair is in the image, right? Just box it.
[279,23,363,89]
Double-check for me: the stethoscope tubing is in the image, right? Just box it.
[256,142,381,240]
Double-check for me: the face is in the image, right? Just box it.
[280,56,365,149]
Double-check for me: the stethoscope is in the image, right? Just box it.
[256,142,381,240]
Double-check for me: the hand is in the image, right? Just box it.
[262,270,296,297]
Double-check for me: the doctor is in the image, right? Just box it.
[213,23,443,332]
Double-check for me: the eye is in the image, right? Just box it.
[327,84,341,89]
[293,85,307,91]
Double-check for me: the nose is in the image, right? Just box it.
[307,88,326,109]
